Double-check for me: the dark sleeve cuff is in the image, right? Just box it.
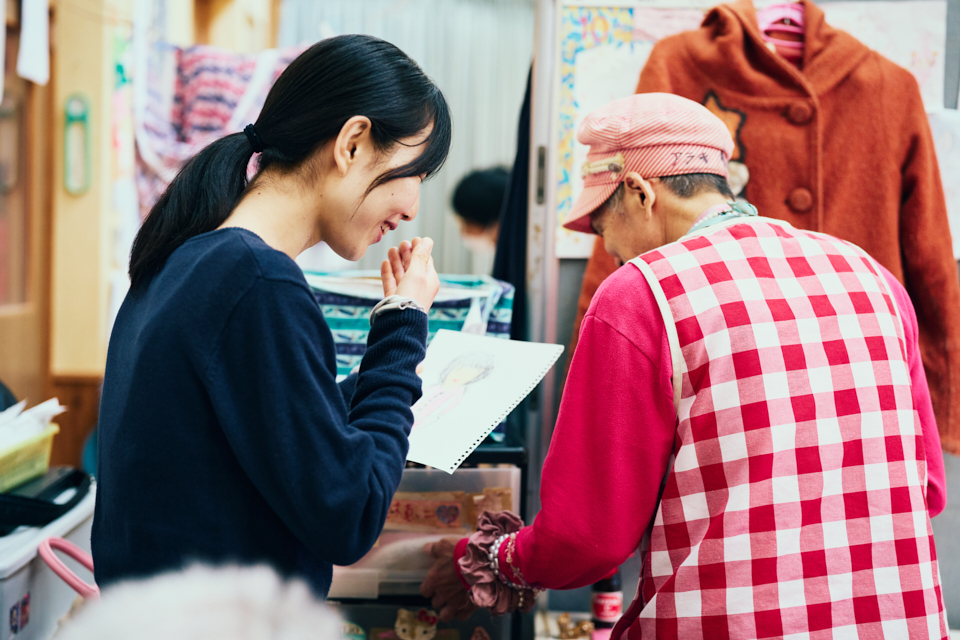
[369,306,428,337]
[353,307,429,410]
[454,537,470,589]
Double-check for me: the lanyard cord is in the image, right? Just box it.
[685,200,759,236]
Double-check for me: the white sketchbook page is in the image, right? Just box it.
[821,1,946,110]
[406,330,564,474]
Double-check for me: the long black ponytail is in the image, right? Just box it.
[129,34,452,289]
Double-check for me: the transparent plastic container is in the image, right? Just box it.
[328,466,521,599]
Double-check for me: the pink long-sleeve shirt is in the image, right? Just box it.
[482,260,946,592]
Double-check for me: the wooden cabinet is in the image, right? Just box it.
[0,17,52,415]
[0,0,284,466]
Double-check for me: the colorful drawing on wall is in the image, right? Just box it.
[554,7,704,258]
[821,0,946,110]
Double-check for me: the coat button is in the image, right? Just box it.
[787,187,813,212]
[786,102,813,125]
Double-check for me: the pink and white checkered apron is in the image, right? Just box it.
[621,217,947,639]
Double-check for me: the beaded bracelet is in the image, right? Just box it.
[461,511,540,614]
[488,532,540,611]
[504,533,533,588]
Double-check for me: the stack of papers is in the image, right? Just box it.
[0,399,65,451]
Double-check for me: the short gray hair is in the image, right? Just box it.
[595,172,735,218]
[599,183,626,217]
[659,173,735,199]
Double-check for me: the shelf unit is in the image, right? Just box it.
[329,441,534,640]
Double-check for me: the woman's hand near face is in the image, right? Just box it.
[381,237,440,311]
[381,239,414,296]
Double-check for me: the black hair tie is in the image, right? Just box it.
[244,124,264,153]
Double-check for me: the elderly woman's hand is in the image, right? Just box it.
[420,538,477,622]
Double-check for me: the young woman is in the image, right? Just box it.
[92,35,452,597]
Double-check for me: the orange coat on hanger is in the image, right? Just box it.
[571,0,960,453]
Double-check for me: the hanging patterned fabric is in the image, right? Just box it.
[133,41,306,217]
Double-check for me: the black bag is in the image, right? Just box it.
[0,468,92,536]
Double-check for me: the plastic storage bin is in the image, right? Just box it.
[0,485,95,639]
[328,466,521,599]
[0,425,59,493]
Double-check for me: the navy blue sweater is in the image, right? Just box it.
[92,229,426,595]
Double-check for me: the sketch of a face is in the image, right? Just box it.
[439,352,495,390]
[443,365,484,388]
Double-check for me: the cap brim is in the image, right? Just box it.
[562,182,619,234]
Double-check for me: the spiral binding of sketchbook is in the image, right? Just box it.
[447,365,554,471]
[406,330,564,474]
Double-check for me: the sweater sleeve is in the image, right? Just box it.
[881,266,947,517]
[204,277,427,566]
[338,373,359,406]
[896,72,960,455]
[511,269,677,589]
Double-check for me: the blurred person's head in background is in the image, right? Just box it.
[451,167,508,256]
[55,565,344,640]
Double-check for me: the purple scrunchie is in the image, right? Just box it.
[457,511,532,613]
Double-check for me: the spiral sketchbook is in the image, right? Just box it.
[406,330,564,473]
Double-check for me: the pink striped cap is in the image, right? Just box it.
[563,93,735,234]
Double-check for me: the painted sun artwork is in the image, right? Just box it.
[554,7,704,258]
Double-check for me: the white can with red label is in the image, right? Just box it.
[591,590,623,624]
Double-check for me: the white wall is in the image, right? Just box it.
[278,0,534,276]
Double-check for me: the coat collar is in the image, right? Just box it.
[699,0,871,98]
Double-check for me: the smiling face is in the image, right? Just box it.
[313,119,432,261]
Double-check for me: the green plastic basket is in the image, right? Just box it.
[0,424,59,493]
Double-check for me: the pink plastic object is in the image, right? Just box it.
[756,2,804,30]
[756,2,805,49]
[38,537,100,599]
